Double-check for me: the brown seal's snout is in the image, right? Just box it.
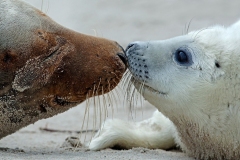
[9,28,127,110]
[0,0,126,138]
[44,33,127,104]
[117,52,128,67]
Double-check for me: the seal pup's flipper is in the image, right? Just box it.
[89,110,176,150]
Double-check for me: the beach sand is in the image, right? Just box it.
[1,0,240,159]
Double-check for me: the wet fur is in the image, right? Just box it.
[0,0,126,139]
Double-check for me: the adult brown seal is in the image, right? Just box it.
[0,0,126,139]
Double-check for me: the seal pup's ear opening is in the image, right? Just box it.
[12,37,74,92]
[210,60,224,82]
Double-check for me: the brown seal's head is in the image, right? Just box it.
[0,0,126,138]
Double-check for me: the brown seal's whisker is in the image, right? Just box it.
[91,84,97,142]
[102,86,108,121]
[40,0,43,11]
[106,80,113,107]
[106,81,114,118]
[96,77,102,129]
[76,92,89,151]
[110,71,121,81]
[39,127,98,134]
[83,96,90,143]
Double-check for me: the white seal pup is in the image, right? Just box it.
[89,20,240,160]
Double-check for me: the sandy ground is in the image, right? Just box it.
[1,0,240,159]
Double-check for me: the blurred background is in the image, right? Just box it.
[1,0,240,153]
[24,0,240,47]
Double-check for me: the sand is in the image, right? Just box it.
[1,0,240,159]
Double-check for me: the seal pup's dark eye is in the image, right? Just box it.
[174,48,193,66]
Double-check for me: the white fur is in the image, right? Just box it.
[89,110,175,150]
[90,20,240,159]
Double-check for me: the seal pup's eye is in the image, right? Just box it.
[174,48,193,66]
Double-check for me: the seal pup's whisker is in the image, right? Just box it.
[122,71,133,110]
[182,18,194,35]
[129,78,138,119]
[121,72,127,86]
[120,71,127,85]
[128,78,137,120]
[186,18,194,34]
[123,72,132,93]
[129,88,136,120]
[126,84,134,115]
[138,80,146,119]
[192,27,209,40]
[121,70,131,88]
[126,76,134,100]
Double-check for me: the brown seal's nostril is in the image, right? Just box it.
[117,53,128,66]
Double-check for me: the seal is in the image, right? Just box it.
[0,0,126,139]
[90,21,240,160]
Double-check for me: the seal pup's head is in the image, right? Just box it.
[0,0,126,138]
[126,21,240,159]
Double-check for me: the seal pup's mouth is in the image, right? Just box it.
[145,85,167,95]
[132,79,167,95]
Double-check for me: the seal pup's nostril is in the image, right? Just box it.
[117,53,128,66]
[125,43,136,52]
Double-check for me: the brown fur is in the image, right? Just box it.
[0,0,126,138]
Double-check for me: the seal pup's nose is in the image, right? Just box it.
[125,42,140,53]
